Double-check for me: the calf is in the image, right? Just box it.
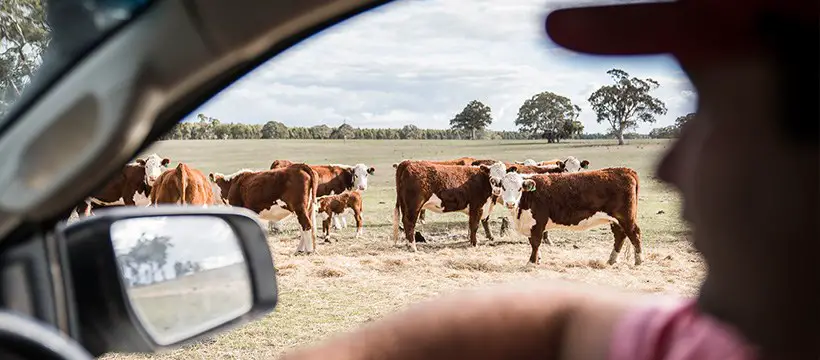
[316,191,364,241]
[393,161,496,251]
[210,164,320,254]
[150,163,215,205]
[496,168,642,265]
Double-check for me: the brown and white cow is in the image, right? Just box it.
[150,162,215,206]
[269,160,374,231]
[516,156,590,172]
[391,157,477,225]
[495,168,642,266]
[316,191,364,241]
[209,164,319,254]
[393,161,496,251]
[69,154,170,218]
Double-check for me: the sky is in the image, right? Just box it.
[110,216,246,276]
[184,0,696,134]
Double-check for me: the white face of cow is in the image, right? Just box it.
[499,172,536,209]
[140,154,170,186]
[485,161,507,196]
[351,164,375,191]
[563,156,582,172]
[522,159,538,166]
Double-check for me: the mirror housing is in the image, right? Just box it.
[56,206,277,356]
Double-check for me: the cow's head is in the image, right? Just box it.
[136,154,170,186]
[499,172,536,209]
[480,161,507,197]
[562,156,585,172]
[516,159,538,166]
[349,164,374,191]
[270,159,293,170]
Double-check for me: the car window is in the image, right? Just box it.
[0,0,153,127]
[122,0,700,358]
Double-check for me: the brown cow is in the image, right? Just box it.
[393,161,496,251]
[392,157,476,225]
[210,164,319,254]
[495,168,642,266]
[316,191,364,241]
[150,163,215,206]
[67,154,170,219]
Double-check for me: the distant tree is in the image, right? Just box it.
[310,124,332,139]
[675,112,695,128]
[649,112,695,139]
[331,123,356,140]
[261,121,289,139]
[514,91,582,143]
[449,100,493,140]
[399,124,424,139]
[589,69,667,145]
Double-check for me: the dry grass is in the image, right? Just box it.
[100,139,705,359]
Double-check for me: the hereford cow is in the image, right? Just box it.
[150,163,215,206]
[393,161,497,251]
[515,157,590,172]
[495,168,642,266]
[316,191,364,241]
[210,164,319,254]
[268,160,373,231]
[68,154,170,218]
[391,157,476,226]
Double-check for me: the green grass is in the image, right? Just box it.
[101,139,702,359]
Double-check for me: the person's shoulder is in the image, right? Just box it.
[608,298,759,360]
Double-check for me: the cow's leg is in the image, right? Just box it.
[353,208,363,239]
[468,207,482,246]
[322,215,332,243]
[402,205,423,252]
[528,220,548,264]
[499,216,510,238]
[341,214,348,229]
[418,209,426,225]
[621,221,643,266]
[332,214,343,230]
[294,209,315,254]
[481,217,494,242]
[543,230,553,246]
[608,223,628,265]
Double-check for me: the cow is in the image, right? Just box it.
[393,161,497,251]
[515,157,591,172]
[495,168,642,266]
[68,154,170,218]
[209,164,319,254]
[269,161,374,231]
[150,162,215,206]
[316,191,364,241]
[391,157,476,169]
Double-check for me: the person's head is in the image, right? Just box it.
[547,0,818,354]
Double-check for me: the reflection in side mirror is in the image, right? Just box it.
[110,216,253,346]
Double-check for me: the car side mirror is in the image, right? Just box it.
[56,206,277,356]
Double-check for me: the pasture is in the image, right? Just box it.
[102,139,704,360]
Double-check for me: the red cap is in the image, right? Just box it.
[545,0,817,65]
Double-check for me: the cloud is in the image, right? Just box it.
[188,0,696,134]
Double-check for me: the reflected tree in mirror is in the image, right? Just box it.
[110,216,253,345]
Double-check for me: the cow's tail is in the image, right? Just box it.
[393,163,404,243]
[175,163,188,205]
[295,163,319,225]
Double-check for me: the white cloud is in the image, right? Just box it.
[187,0,696,134]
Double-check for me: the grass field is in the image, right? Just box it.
[102,139,704,359]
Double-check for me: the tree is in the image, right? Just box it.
[261,121,289,139]
[649,112,695,139]
[399,124,423,139]
[449,100,492,140]
[330,123,355,140]
[514,91,582,143]
[1,0,50,116]
[675,112,694,128]
[588,69,667,145]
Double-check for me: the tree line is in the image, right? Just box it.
[116,233,203,287]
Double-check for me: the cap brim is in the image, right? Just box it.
[545,2,688,56]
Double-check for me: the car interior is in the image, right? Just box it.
[0,0,814,359]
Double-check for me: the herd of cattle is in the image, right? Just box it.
[65,153,643,266]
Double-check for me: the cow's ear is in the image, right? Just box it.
[209,173,215,182]
[479,164,491,174]
[523,179,537,192]
[581,160,590,169]
[507,166,518,173]
[161,158,171,166]
[136,159,146,166]
[367,167,375,175]
[392,163,398,169]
